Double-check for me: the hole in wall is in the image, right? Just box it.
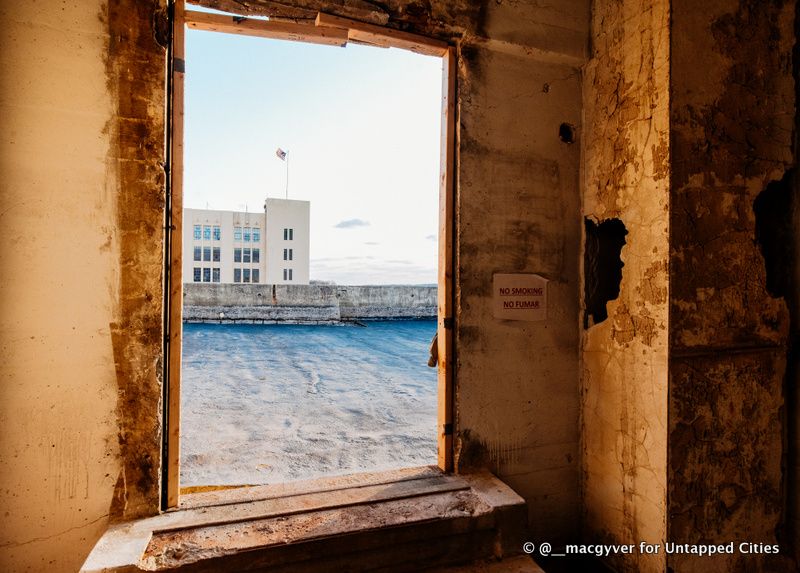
[754,169,795,299]
[559,123,575,144]
[583,218,628,328]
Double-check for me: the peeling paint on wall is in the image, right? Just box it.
[581,1,670,571]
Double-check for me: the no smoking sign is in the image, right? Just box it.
[492,273,548,321]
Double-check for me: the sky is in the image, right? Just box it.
[184,22,443,285]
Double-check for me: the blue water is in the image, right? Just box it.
[180,320,438,486]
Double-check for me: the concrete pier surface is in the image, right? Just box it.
[180,320,438,486]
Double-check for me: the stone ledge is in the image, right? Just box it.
[81,467,526,573]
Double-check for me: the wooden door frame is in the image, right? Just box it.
[164,2,457,508]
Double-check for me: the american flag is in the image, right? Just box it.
[275,148,287,161]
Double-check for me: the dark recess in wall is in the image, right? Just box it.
[583,218,627,328]
[754,170,795,299]
[559,122,576,144]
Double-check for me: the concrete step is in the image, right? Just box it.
[82,467,527,573]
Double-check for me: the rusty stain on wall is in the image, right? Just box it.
[103,0,168,520]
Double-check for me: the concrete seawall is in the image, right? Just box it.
[183,284,437,322]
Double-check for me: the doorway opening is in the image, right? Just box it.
[164,3,456,508]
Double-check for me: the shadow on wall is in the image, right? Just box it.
[583,218,628,328]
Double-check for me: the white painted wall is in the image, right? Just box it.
[265,199,310,285]
[183,208,266,284]
[183,201,308,285]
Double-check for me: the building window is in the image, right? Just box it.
[234,268,241,283]
[213,247,220,262]
[234,227,242,241]
[193,267,201,282]
[283,248,288,261]
[234,248,242,263]
[203,225,211,240]
[203,247,211,262]
[212,268,220,283]
[243,268,251,283]
[193,225,201,240]
[244,227,251,242]
[289,268,293,281]
[289,248,293,261]
[252,228,260,242]
[203,268,211,282]
[289,228,294,240]
[252,248,260,263]
[213,225,221,240]
[283,268,287,281]
[193,246,201,261]
[243,248,251,263]
[283,228,287,240]
[252,269,259,283]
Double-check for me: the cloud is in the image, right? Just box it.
[310,258,437,285]
[425,234,436,241]
[334,218,370,229]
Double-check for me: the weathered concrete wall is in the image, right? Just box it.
[183,283,437,320]
[0,1,165,571]
[454,4,587,545]
[580,1,670,572]
[668,2,795,572]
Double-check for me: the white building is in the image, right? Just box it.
[182,199,310,285]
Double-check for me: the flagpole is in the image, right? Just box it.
[276,147,289,199]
